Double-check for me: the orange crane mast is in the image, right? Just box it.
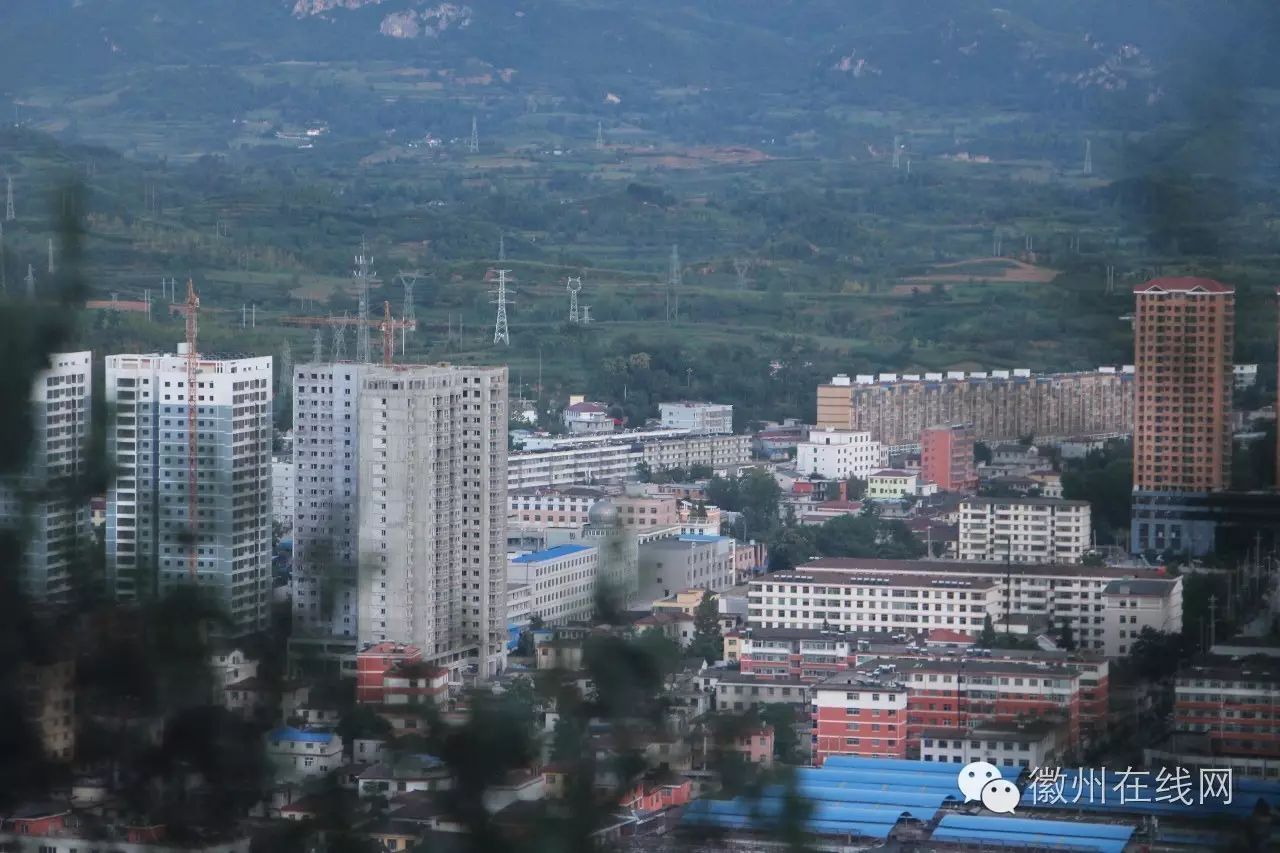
[280,301,416,366]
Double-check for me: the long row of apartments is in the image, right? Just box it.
[747,558,1182,658]
[508,429,751,490]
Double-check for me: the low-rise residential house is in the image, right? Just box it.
[920,720,1067,769]
[728,725,775,766]
[265,727,345,781]
[1101,578,1183,658]
[867,470,921,500]
[358,754,452,799]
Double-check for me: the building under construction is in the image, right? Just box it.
[816,367,1134,448]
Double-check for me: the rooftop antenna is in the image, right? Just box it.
[892,135,902,170]
[5,175,14,221]
[24,264,34,301]
[469,115,479,154]
[596,120,604,149]
[492,269,513,346]
[353,238,376,363]
[566,276,582,324]
[733,257,750,290]
[1083,139,1093,176]
[398,271,418,355]
[312,328,323,364]
[47,238,54,275]
[666,244,681,324]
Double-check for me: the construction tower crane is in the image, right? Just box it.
[280,302,416,366]
[182,280,200,579]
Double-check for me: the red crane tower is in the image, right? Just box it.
[280,301,416,366]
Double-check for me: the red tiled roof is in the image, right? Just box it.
[1133,276,1233,294]
[927,628,977,645]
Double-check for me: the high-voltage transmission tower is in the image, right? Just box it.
[353,239,377,363]
[733,257,750,290]
[398,272,418,355]
[992,230,1003,257]
[492,269,513,346]
[596,121,604,149]
[581,305,592,325]
[566,276,583,323]
[312,328,323,364]
[47,238,54,275]
[469,115,479,153]
[5,175,14,221]
[0,222,6,294]
[279,341,293,402]
[498,233,505,262]
[333,316,348,362]
[1104,264,1117,296]
[24,264,34,301]
[665,244,681,324]
[892,135,902,170]
[1083,139,1093,175]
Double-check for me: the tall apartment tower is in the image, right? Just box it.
[105,345,273,635]
[356,365,508,677]
[1132,278,1234,492]
[0,352,93,603]
[920,424,977,493]
[291,363,365,647]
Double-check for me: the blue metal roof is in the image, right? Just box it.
[678,534,725,543]
[821,756,1019,778]
[268,726,333,744]
[511,543,592,563]
[795,767,974,791]
[934,814,1133,853]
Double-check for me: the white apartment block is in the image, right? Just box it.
[867,470,919,499]
[106,345,272,635]
[507,581,532,630]
[507,543,599,625]
[508,430,751,490]
[356,365,508,677]
[958,497,1091,564]
[636,534,737,604]
[803,557,1175,656]
[272,458,295,532]
[291,363,365,641]
[1102,578,1183,657]
[0,351,92,603]
[920,721,1065,769]
[797,430,884,480]
[748,570,1001,634]
[660,401,734,434]
[508,486,606,526]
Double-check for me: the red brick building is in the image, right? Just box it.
[920,424,977,493]
[356,642,423,704]
[1172,657,1280,764]
[811,657,1083,766]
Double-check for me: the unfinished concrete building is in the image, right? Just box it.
[817,368,1135,448]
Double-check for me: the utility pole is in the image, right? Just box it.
[5,175,14,221]
[596,120,604,149]
[1083,139,1093,175]
[47,238,54,275]
[492,269,513,346]
[892,135,902,170]
[469,115,479,154]
[498,233,505,262]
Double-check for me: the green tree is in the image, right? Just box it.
[689,592,723,664]
[845,475,867,501]
[760,704,799,764]
[337,705,393,746]
[1059,617,1077,651]
[979,614,997,647]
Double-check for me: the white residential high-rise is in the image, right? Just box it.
[796,429,884,481]
[659,401,734,434]
[105,345,273,635]
[356,365,508,677]
[291,363,365,643]
[0,351,92,603]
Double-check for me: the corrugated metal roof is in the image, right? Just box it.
[269,726,334,744]
[511,544,593,563]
